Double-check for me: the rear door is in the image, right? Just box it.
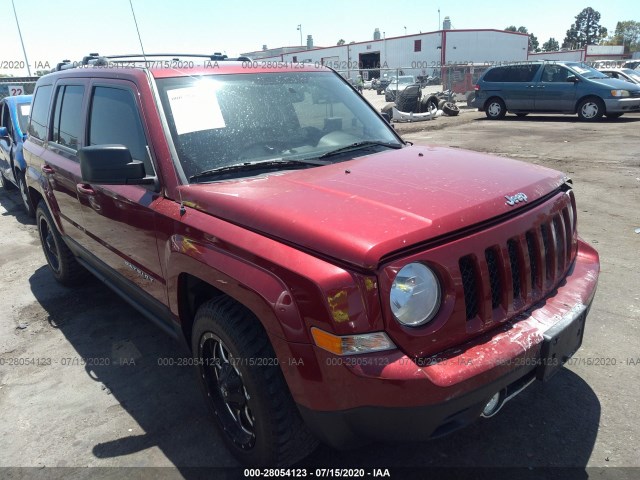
[534,64,577,111]
[75,80,167,305]
[33,81,88,243]
[482,65,540,111]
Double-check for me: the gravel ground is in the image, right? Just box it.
[0,109,638,479]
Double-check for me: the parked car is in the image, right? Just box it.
[598,68,640,85]
[622,60,640,70]
[376,74,394,95]
[24,54,599,467]
[385,75,416,102]
[472,61,640,120]
[0,94,35,215]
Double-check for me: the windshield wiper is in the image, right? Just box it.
[189,158,327,182]
[317,141,403,159]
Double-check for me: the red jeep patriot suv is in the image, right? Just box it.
[23,54,599,466]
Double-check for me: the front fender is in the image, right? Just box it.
[165,237,304,342]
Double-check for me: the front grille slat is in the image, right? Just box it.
[459,256,479,321]
[484,247,502,310]
[507,239,522,302]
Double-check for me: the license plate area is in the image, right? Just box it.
[536,306,586,381]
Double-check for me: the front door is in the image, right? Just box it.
[75,81,167,305]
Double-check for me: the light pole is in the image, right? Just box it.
[297,24,303,47]
[438,8,441,30]
[404,26,407,35]
[11,0,31,76]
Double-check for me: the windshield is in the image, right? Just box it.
[157,72,401,182]
[398,76,415,84]
[17,102,31,134]
[568,63,609,79]
[621,69,640,83]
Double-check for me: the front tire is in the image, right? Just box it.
[36,201,86,286]
[577,97,605,121]
[485,97,506,119]
[192,297,318,466]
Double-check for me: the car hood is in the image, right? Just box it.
[179,145,567,269]
[586,76,640,90]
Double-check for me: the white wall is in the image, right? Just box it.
[257,30,530,78]
[528,50,585,61]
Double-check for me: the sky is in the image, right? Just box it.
[1,0,637,76]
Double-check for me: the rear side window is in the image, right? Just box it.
[28,85,53,141]
[51,85,85,149]
[88,86,152,174]
[483,65,539,82]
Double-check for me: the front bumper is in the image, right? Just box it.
[273,239,599,448]
[604,97,640,113]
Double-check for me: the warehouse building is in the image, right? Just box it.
[248,28,530,80]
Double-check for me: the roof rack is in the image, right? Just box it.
[54,52,252,71]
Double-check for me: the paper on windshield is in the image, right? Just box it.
[20,105,31,116]
[167,86,226,135]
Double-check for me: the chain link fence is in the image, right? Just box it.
[0,78,38,100]
[334,64,491,104]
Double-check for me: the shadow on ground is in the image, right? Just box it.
[28,264,600,477]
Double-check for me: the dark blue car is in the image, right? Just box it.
[0,94,34,216]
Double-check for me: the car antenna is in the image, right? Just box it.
[128,0,148,66]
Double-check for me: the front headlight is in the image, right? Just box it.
[390,263,441,327]
[611,90,630,97]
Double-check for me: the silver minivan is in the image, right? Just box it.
[472,61,640,121]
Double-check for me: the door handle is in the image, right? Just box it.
[76,183,96,196]
[41,165,55,175]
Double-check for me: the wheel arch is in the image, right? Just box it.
[169,251,309,350]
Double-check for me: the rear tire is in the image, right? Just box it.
[18,171,35,217]
[485,97,506,119]
[0,171,15,190]
[192,297,319,466]
[36,201,86,286]
[577,97,604,121]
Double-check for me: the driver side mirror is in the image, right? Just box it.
[566,75,579,83]
[79,145,153,185]
[0,126,8,138]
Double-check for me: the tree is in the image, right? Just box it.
[337,39,345,46]
[605,20,640,52]
[529,33,540,52]
[563,7,608,49]
[542,37,560,51]
[505,26,538,51]
[505,25,528,34]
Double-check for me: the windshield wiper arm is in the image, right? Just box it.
[189,158,327,182]
[317,141,403,159]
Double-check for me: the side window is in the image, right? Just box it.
[28,84,53,141]
[1,103,11,134]
[541,65,571,83]
[51,85,85,149]
[88,86,152,174]
[483,67,507,82]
